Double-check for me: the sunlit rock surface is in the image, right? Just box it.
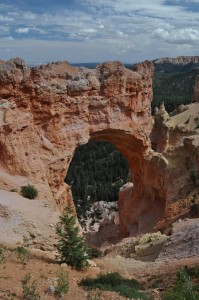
[1,57,199,241]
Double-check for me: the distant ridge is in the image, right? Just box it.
[29,61,134,69]
[154,56,199,65]
[153,56,199,73]
[152,56,199,112]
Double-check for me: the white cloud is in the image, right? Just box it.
[153,27,199,44]
[0,0,199,62]
[81,28,96,33]
[16,27,29,34]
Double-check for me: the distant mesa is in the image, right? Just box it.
[154,55,199,72]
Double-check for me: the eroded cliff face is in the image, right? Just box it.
[0,57,193,240]
[154,56,199,65]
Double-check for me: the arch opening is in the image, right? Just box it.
[64,128,166,246]
[65,140,130,245]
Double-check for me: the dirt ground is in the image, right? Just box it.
[0,246,131,300]
[0,244,199,300]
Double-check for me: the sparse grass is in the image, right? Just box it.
[15,246,31,265]
[21,273,40,300]
[20,184,38,199]
[80,272,147,299]
[0,248,5,263]
[86,290,102,300]
[54,268,69,298]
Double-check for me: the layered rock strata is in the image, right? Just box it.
[0,57,198,240]
[157,218,199,261]
[154,56,199,65]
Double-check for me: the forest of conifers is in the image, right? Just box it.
[65,141,129,218]
[152,68,199,113]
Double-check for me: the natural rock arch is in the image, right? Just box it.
[0,58,169,237]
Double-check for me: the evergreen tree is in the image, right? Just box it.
[56,206,89,270]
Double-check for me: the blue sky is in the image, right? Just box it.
[0,0,199,64]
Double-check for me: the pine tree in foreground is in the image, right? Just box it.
[56,205,89,270]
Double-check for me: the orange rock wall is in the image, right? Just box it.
[0,58,173,237]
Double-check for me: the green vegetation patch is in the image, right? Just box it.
[65,141,129,221]
[21,273,40,300]
[56,205,89,270]
[88,247,102,259]
[185,265,199,279]
[55,268,69,297]
[15,246,31,264]
[0,248,5,263]
[162,268,198,300]
[152,69,199,113]
[20,184,38,199]
[80,272,147,299]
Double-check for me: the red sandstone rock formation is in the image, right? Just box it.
[1,57,198,239]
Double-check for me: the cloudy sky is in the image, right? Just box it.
[0,0,199,64]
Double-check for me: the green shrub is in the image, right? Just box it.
[55,268,69,297]
[162,269,198,300]
[190,169,199,186]
[21,273,40,300]
[15,246,31,264]
[20,184,38,199]
[194,283,199,292]
[184,266,199,279]
[56,205,89,270]
[88,247,102,259]
[80,272,147,299]
[0,248,5,263]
